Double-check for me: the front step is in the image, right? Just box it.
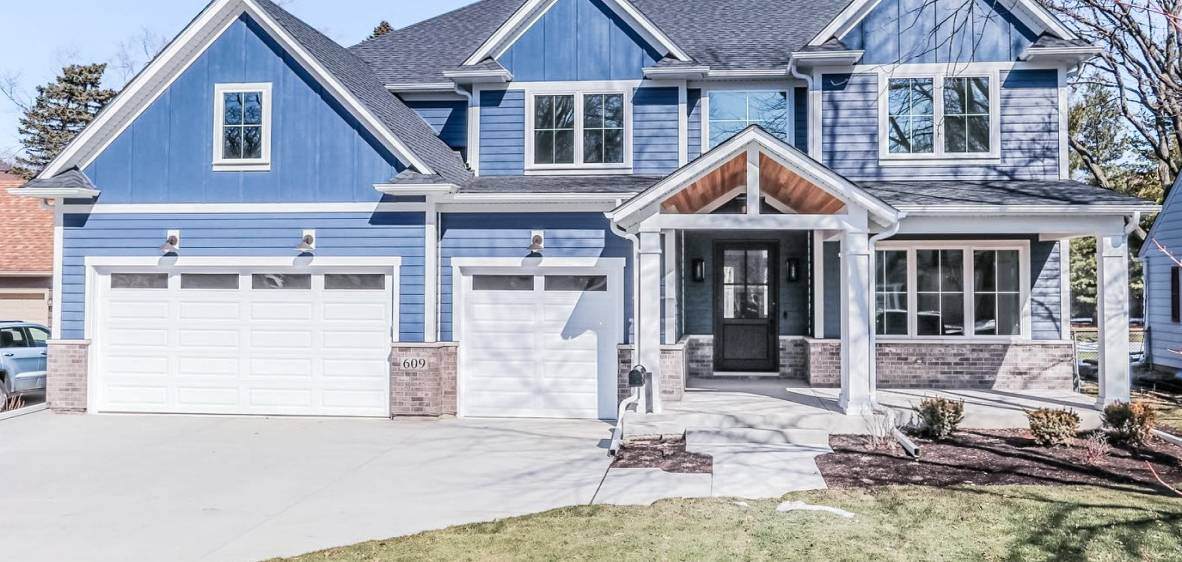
[685,427,830,449]
[622,411,887,438]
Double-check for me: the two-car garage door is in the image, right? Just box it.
[94,266,395,417]
[456,262,623,420]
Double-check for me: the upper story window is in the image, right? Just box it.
[873,242,1028,339]
[880,71,998,161]
[213,83,272,171]
[707,90,788,148]
[528,92,628,170]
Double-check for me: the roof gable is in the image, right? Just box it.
[40,0,470,185]
[464,0,689,66]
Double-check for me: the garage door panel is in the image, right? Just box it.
[176,386,240,406]
[97,268,393,417]
[467,302,536,322]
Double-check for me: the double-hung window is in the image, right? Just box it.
[706,90,788,148]
[530,92,626,169]
[881,71,997,160]
[873,242,1028,338]
[214,83,272,171]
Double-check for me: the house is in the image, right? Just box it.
[0,170,53,326]
[1140,174,1182,372]
[10,0,1158,419]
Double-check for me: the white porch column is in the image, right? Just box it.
[839,212,873,415]
[662,229,679,345]
[423,196,439,342]
[638,229,664,413]
[1096,231,1131,406]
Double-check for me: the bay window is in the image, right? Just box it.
[530,92,627,168]
[880,70,998,160]
[872,242,1028,338]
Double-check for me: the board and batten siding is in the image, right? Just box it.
[496,0,661,82]
[60,212,427,342]
[841,0,1037,64]
[403,99,468,152]
[821,69,1060,181]
[478,89,526,176]
[633,86,680,176]
[821,236,1063,340]
[85,16,403,204]
[439,213,633,342]
[793,87,809,154]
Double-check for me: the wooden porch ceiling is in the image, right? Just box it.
[657,150,846,215]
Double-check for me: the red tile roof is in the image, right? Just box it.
[0,172,53,274]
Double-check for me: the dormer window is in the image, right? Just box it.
[879,70,999,162]
[213,83,272,171]
[527,90,629,171]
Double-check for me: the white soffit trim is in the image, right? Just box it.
[807,0,1078,47]
[41,0,434,179]
[462,0,691,66]
[8,187,100,199]
[607,125,900,227]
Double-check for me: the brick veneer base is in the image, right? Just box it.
[390,343,457,417]
[617,344,686,403]
[684,336,808,379]
[805,339,1075,390]
[46,340,89,413]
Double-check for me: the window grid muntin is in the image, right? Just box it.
[707,90,789,149]
[972,249,1021,336]
[943,76,991,154]
[582,93,625,164]
[886,78,934,154]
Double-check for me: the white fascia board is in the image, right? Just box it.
[43,0,435,179]
[643,66,710,80]
[7,187,100,199]
[1020,46,1103,62]
[385,82,461,93]
[441,69,513,83]
[790,51,864,67]
[706,68,789,79]
[59,202,427,214]
[808,0,1077,47]
[463,0,691,66]
[239,0,434,175]
[373,183,459,195]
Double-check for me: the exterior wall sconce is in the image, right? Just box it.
[528,230,544,254]
[785,258,800,282]
[692,258,705,282]
[160,230,181,254]
[297,229,316,253]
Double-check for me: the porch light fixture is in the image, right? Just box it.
[528,230,544,255]
[786,258,800,283]
[160,230,181,254]
[297,229,316,253]
[692,259,705,283]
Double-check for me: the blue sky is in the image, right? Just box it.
[0,0,476,162]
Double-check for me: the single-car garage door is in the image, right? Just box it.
[94,267,396,416]
[456,261,623,419]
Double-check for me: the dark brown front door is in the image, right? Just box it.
[713,242,779,372]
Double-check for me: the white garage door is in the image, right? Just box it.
[95,268,395,416]
[458,265,622,419]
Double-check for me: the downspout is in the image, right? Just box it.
[609,217,644,410]
[867,214,905,401]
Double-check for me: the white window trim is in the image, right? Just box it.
[700,86,795,151]
[876,67,1001,164]
[213,82,273,172]
[524,89,633,173]
[875,240,1031,341]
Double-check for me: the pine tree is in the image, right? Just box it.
[12,63,116,179]
[369,20,393,40]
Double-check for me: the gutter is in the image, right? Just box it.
[867,214,906,402]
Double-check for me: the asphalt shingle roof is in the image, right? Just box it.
[461,175,662,194]
[254,0,472,184]
[350,0,853,85]
[858,180,1155,208]
[18,168,98,192]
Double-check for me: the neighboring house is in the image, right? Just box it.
[12,0,1157,419]
[0,171,53,326]
[1140,174,1181,372]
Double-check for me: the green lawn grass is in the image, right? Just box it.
[283,485,1182,561]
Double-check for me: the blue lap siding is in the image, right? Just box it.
[61,212,427,342]
[632,86,680,175]
[439,213,633,342]
[404,99,468,152]
[821,69,1060,181]
[478,89,526,176]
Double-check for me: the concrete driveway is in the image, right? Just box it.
[1,411,615,561]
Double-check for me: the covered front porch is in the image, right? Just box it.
[608,125,1141,417]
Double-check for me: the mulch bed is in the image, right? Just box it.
[817,430,1182,495]
[612,436,713,474]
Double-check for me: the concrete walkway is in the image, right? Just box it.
[1,412,614,561]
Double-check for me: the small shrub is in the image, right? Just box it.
[1102,401,1156,447]
[1026,408,1081,447]
[1081,431,1112,465]
[914,396,965,440]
